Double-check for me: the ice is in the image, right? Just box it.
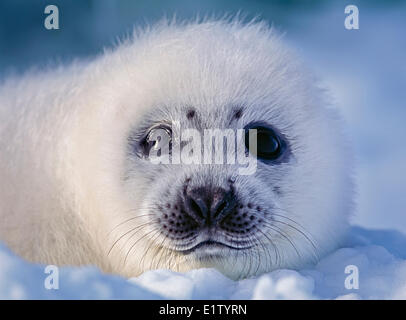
[1,227,405,299]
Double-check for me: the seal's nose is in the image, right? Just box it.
[185,187,235,226]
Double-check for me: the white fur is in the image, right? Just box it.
[0,19,353,279]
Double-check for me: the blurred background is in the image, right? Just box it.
[0,0,405,233]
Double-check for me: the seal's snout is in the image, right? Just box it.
[184,187,236,226]
[156,175,271,248]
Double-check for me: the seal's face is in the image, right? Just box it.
[122,106,303,279]
[114,104,349,279]
[103,22,352,279]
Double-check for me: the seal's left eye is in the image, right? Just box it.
[141,126,172,156]
[245,125,285,161]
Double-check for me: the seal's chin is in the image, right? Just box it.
[178,240,252,255]
[163,239,262,280]
[168,239,255,266]
[161,228,257,261]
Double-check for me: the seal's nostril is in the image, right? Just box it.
[184,187,235,226]
[188,197,207,221]
[213,200,227,218]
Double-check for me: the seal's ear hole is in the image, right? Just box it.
[244,124,286,161]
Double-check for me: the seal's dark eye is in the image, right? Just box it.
[141,125,172,156]
[245,125,284,161]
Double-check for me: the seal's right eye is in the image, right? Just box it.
[140,126,172,157]
[244,124,286,161]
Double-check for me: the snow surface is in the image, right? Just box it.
[1,227,405,300]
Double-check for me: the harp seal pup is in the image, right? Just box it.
[0,19,353,280]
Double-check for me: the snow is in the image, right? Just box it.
[1,226,405,300]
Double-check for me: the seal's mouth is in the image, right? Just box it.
[177,240,253,254]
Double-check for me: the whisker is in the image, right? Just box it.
[262,222,301,259]
[140,230,162,270]
[271,219,319,260]
[107,221,155,256]
[153,234,170,270]
[270,207,319,251]
[108,213,155,235]
[124,228,159,266]
[253,226,280,268]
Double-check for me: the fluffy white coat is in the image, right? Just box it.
[0,19,353,279]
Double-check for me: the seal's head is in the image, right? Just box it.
[84,19,353,279]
